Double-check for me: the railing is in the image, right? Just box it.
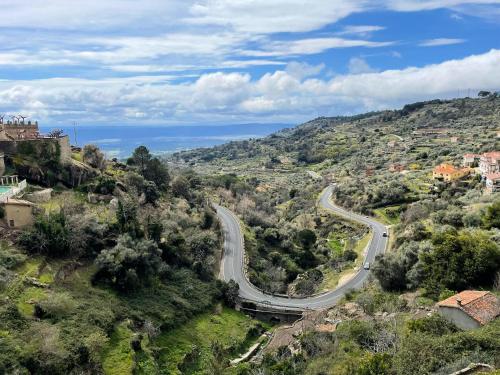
[0,179,28,203]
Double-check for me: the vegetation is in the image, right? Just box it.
[0,145,241,374]
[2,96,500,374]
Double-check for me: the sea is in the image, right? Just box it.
[40,123,292,159]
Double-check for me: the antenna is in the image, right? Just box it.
[73,121,78,146]
[10,115,17,124]
[18,115,27,124]
[0,115,4,124]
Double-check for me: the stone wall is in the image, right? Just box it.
[0,154,4,176]
[0,136,71,166]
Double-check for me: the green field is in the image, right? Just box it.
[153,306,268,375]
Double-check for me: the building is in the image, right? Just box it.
[0,119,40,140]
[433,163,471,182]
[437,291,500,330]
[463,153,481,168]
[485,172,500,193]
[479,152,500,175]
[0,118,72,166]
[1,198,34,228]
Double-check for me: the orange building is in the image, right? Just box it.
[432,163,471,182]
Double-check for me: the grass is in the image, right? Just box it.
[154,306,267,375]
[17,287,47,317]
[319,231,372,292]
[71,152,82,162]
[373,205,401,225]
[101,322,135,375]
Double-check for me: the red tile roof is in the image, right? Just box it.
[434,164,458,174]
[438,291,500,325]
[463,153,480,158]
[482,151,500,160]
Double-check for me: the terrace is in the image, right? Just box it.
[0,175,28,203]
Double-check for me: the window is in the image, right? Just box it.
[9,219,14,227]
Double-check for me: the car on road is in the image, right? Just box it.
[382,232,388,237]
[363,262,370,270]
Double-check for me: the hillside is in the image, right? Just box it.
[0,96,499,375]
[169,96,500,373]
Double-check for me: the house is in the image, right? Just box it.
[485,172,500,193]
[479,152,500,175]
[463,153,481,168]
[1,198,34,228]
[432,163,470,182]
[450,136,459,143]
[437,291,500,330]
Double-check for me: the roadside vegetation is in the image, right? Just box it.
[0,145,245,374]
[174,96,500,373]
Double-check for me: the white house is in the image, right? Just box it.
[437,291,499,330]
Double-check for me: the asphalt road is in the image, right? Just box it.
[215,185,388,310]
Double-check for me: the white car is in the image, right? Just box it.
[363,262,370,270]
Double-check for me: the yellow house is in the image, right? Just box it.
[2,199,34,228]
[433,163,470,182]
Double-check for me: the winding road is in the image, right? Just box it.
[215,185,388,310]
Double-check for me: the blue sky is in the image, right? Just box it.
[0,0,499,125]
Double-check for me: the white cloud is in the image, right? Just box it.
[187,0,366,34]
[385,0,500,12]
[348,57,377,74]
[339,25,386,35]
[329,49,500,103]
[0,0,188,30]
[1,50,499,124]
[244,37,394,57]
[286,62,325,79]
[419,38,466,46]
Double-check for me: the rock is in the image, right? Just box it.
[24,188,53,203]
[87,193,99,204]
[109,198,119,210]
[24,277,48,288]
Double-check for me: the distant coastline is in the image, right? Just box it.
[40,123,292,158]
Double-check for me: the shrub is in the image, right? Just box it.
[19,212,69,257]
[94,234,163,291]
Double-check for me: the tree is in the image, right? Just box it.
[172,176,190,198]
[372,253,407,291]
[221,279,240,307]
[478,90,491,97]
[129,146,152,175]
[143,157,170,189]
[116,198,141,237]
[143,181,160,205]
[297,229,317,249]
[19,212,69,257]
[482,200,500,229]
[82,144,105,170]
[421,229,500,294]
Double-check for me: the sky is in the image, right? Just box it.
[0,0,499,126]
